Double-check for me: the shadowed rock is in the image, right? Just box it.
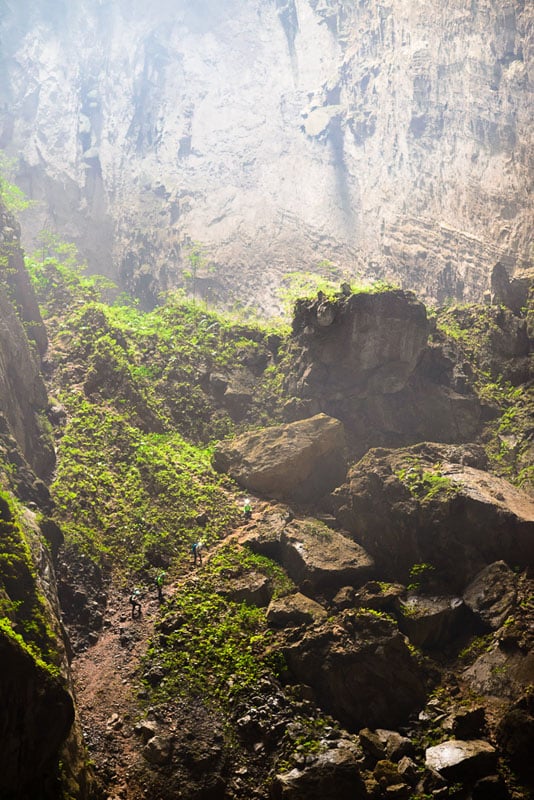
[463,561,518,630]
[272,739,366,800]
[0,631,74,798]
[283,609,426,731]
[396,595,467,650]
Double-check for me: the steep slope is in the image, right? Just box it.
[0,0,531,310]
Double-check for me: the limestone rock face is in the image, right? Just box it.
[332,442,534,591]
[0,204,54,479]
[0,631,74,798]
[0,206,47,355]
[213,413,347,503]
[0,1,531,310]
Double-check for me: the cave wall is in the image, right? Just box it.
[0,202,54,479]
[0,0,531,310]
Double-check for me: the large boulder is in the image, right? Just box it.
[396,595,467,650]
[267,592,328,628]
[243,515,374,596]
[286,291,481,456]
[290,290,430,398]
[425,739,497,782]
[332,442,534,592]
[213,413,347,503]
[283,609,426,731]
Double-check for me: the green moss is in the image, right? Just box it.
[52,396,238,575]
[396,461,457,502]
[0,489,60,670]
[145,589,277,708]
[141,543,292,708]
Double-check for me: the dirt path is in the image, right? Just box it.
[72,585,160,799]
[71,515,263,798]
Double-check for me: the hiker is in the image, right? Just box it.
[155,571,166,603]
[192,540,203,566]
[243,498,252,521]
[129,588,142,619]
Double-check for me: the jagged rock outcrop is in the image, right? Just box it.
[213,413,347,503]
[286,290,482,456]
[332,442,534,591]
[463,561,518,630]
[291,290,430,397]
[0,202,54,481]
[0,1,531,310]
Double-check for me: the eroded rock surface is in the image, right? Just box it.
[286,290,482,457]
[425,739,497,782]
[0,203,54,480]
[243,514,374,594]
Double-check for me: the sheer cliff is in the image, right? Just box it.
[0,0,531,311]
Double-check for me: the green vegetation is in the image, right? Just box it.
[431,302,533,491]
[22,243,293,585]
[0,152,33,212]
[407,562,436,593]
[0,490,60,673]
[396,460,457,502]
[277,269,398,315]
[207,543,295,598]
[52,396,237,575]
[144,545,290,708]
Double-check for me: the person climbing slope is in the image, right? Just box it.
[155,571,166,603]
[192,540,203,566]
[129,588,142,618]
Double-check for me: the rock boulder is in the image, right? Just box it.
[213,413,347,503]
[243,515,374,596]
[267,592,328,628]
[283,609,426,731]
[463,561,518,630]
[332,442,534,592]
[425,739,497,782]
